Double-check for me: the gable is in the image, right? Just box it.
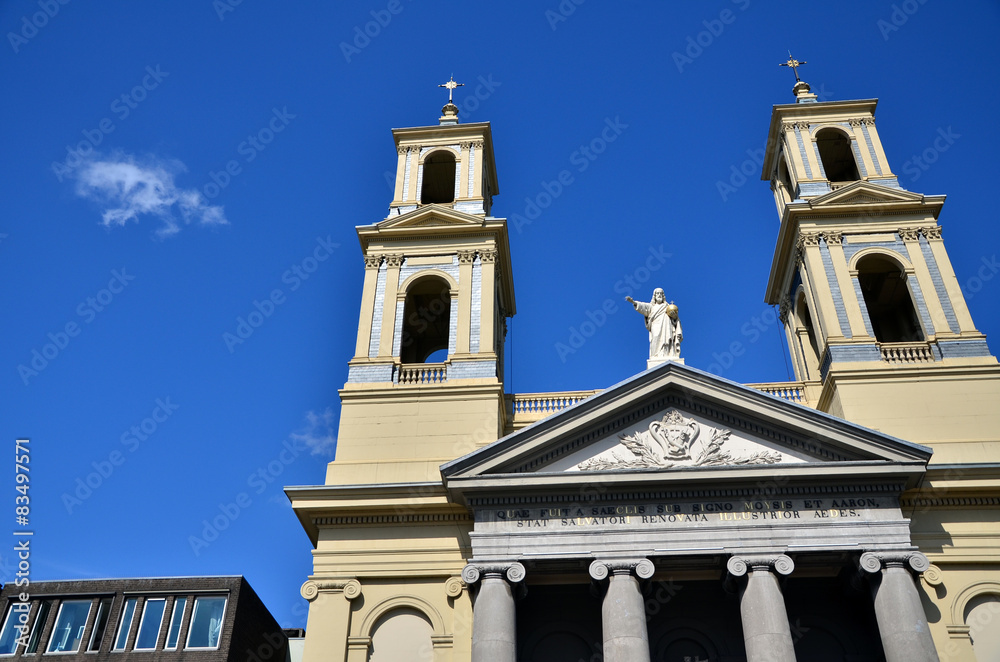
[441,363,931,490]
[810,181,923,207]
[374,204,484,230]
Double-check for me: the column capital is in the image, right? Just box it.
[457,249,476,265]
[778,295,791,324]
[462,561,526,585]
[589,557,655,581]
[364,254,383,269]
[384,254,404,268]
[479,249,497,264]
[921,225,943,240]
[822,231,843,245]
[300,578,362,601]
[727,553,794,578]
[859,550,930,575]
[898,227,922,242]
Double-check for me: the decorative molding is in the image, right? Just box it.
[479,249,497,263]
[397,146,408,155]
[472,140,484,149]
[462,561,526,585]
[727,553,795,578]
[313,513,472,526]
[823,231,843,245]
[900,495,1000,508]
[848,118,864,127]
[783,120,810,131]
[898,228,922,242]
[384,254,404,268]
[859,550,930,575]
[459,141,473,150]
[778,296,791,325]
[457,250,476,265]
[576,409,781,471]
[444,576,465,598]
[922,564,943,586]
[921,226,943,240]
[589,558,655,581]
[364,255,382,269]
[862,117,876,126]
[300,578,362,601]
[798,231,822,249]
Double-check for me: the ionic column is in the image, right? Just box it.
[727,554,796,662]
[589,558,654,662]
[299,578,362,662]
[462,562,525,662]
[859,551,939,662]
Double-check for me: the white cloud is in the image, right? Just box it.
[289,407,337,457]
[73,153,227,237]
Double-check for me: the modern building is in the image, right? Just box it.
[0,577,287,662]
[285,79,1000,662]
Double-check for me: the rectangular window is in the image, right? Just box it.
[26,601,53,654]
[86,599,112,652]
[133,600,165,651]
[164,599,186,650]
[113,598,137,651]
[185,597,226,649]
[0,602,29,655]
[46,600,91,653]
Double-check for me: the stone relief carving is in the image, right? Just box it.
[576,410,782,471]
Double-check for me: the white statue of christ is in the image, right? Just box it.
[626,288,682,363]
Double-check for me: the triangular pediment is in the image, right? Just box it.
[441,363,931,492]
[375,204,485,230]
[810,181,923,207]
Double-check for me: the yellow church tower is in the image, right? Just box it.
[760,57,1000,660]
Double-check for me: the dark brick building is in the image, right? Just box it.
[0,577,285,662]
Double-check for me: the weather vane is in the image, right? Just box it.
[779,52,807,82]
[438,75,464,103]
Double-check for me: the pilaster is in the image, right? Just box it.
[798,232,840,347]
[920,226,978,333]
[456,250,475,354]
[300,578,363,662]
[355,255,382,358]
[899,227,948,337]
[824,232,869,338]
[377,255,403,358]
[479,250,497,355]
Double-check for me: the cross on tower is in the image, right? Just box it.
[779,52,807,82]
[438,75,464,103]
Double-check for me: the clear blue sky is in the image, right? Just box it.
[2,0,998,628]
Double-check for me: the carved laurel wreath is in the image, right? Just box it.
[576,410,782,471]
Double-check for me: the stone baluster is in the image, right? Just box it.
[589,558,655,662]
[462,562,525,662]
[726,554,796,662]
[858,551,939,662]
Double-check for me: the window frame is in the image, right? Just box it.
[86,598,112,653]
[132,599,166,652]
[112,598,137,652]
[0,602,28,656]
[45,600,92,655]
[25,600,53,655]
[163,598,186,651]
[183,596,228,651]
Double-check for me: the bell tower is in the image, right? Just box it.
[760,61,1000,462]
[329,87,516,485]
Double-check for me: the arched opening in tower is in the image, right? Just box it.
[400,276,451,363]
[815,129,860,183]
[420,151,456,204]
[856,255,924,343]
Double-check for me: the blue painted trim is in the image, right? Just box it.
[794,126,813,179]
[820,238,852,338]
[860,124,883,175]
[918,236,961,333]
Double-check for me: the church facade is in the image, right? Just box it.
[285,81,1000,662]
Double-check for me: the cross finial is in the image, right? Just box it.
[779,51,807,82]
[438,75,464,103]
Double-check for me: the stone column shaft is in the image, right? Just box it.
[590,558,654,662]
[463,562,524,662]
[728,554,796,662]
[860,552,939,662]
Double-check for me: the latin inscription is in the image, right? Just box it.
[488,498,883,529]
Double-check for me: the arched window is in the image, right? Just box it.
[796,292,821,378]
[420,150,456,204]
[965,593,1000,662]
[368,608,433,662]
[856,255,924,342]
[400,276,451,363]
[815,128,859,183]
